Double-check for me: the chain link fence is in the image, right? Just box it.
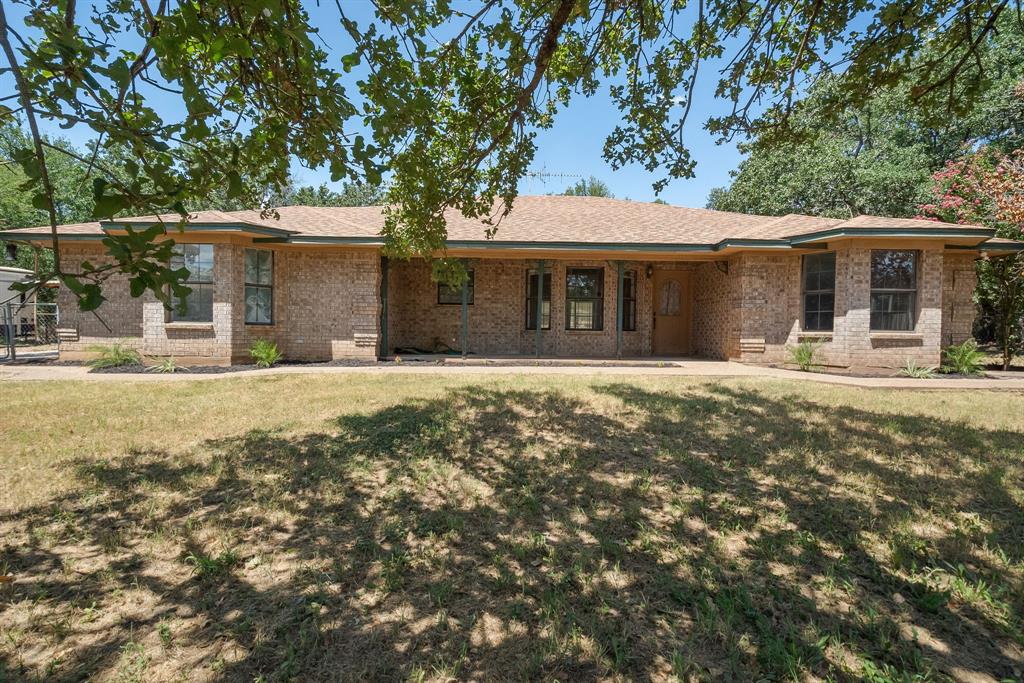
[1,301,59,361]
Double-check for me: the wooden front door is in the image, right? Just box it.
[652,270,692,355]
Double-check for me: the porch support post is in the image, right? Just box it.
[379,256,389,360]
[460,259,469,359]
[616,260,624,359]
[535,259,545,358]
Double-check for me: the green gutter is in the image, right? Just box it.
[264,236,793,252]
[3,223,296,242]
[5,224,1017,253]
[977,242,1024,251]
[253,235,382,245]
[788,226,995,245]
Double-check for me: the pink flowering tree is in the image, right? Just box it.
[919,148,1024,370]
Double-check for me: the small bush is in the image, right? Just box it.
[147,358,186,374]
[87,342,142,369]
[941,340,986,375]
[249,339,283,368]
[898,359,937,379]
[787,341,822,372]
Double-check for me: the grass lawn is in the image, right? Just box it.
[1,375,1022,682]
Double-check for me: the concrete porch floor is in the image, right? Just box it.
[387,354,714,367]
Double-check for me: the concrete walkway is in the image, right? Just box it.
[2,358,1023,389]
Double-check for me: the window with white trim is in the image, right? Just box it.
[565,268,604,330]
[802,252,835,332]
[170,244,214,322]
[870,250,918,331]
[244,249,273,325]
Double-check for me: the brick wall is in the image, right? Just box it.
[941,252,978,346]
[52,241,978,368]
[692,259,739,359]
[730,247,970,369]
[841,247,944,368]
[233,248,380,362]
[734,253,804,364]
[56,242,380,364]
[56,244,145,350]
[386,258,659,357]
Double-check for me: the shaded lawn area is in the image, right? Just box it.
[1,376,1023,682]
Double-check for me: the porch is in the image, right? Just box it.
[382,257,730,359]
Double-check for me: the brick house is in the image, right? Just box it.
[6,196,1022,369]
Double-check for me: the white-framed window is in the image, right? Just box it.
[870,250,918,331]
[170,244,214,322]
[244,249,274,325]
[802,252,836,332]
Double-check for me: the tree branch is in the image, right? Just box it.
[0,0,62,275]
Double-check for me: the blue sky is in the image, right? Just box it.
[4,1,746,208]
[296,1,748,206]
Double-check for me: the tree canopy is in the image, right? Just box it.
[917,148,1024,368]
[707,16,1024,218]
[0,123,382,273]
[562,176,613,197]
[2,0,1022,308]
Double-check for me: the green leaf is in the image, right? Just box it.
[226,170,243,199]
[78,284,105,312]
[31,193,53,212]
[92,194,130,219]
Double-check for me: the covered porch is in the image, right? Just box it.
[381,256,732,360]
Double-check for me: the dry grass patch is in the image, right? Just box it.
[1,375,1023,681]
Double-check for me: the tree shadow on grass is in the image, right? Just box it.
[2,382,1023,681]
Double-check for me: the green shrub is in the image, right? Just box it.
[184,549,239,580]
[898,359,937,379]
[941,340,986,375]
[87,342,142,369]
[249,339,283,368]
[147,358,185,374]
[787,341,822,372]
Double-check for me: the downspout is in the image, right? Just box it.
[379,255,389,360]
[460,259,469,359]
[535,259,545,358]
[616,260,624,359]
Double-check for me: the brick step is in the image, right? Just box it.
[56,328,79,343]
[739,337,766,353]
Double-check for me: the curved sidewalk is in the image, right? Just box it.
[2,359,1023,389]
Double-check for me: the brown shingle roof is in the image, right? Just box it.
[2,195,1008,247]
[829,214,978,231]
[231,196,774,243]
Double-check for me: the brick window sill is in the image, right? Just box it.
[164,322,215,331]
[797,332,833,342]
[869,331,924,341]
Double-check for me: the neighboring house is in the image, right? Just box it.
[4,196,1023,368]
[0,265,58,338]
[1,265,37,306]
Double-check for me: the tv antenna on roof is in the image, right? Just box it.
[523,167,582,193]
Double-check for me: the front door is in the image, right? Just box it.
[652,270,692,355]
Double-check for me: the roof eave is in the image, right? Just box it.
[103,220,296,238]
[787,226,995,245]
